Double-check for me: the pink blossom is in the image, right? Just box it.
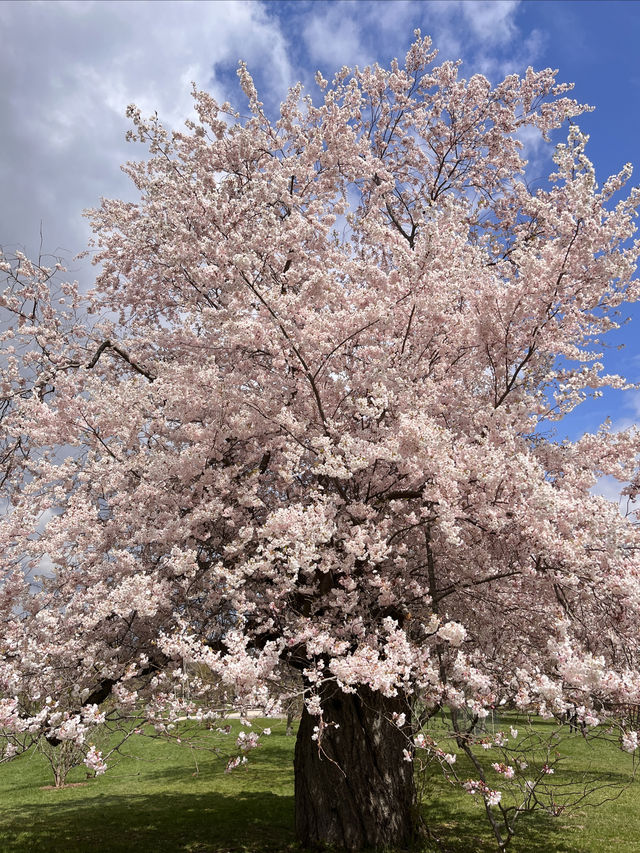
[486,790,502,807]
[437,621,467,647]
[84,745,107,776]
[492,762,515,779]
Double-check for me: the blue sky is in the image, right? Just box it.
[1,0,639,445]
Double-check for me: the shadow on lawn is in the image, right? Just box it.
[420,802,591,853]
[1,733,619,853]
[1,789,593,853]
[0,789,297,853]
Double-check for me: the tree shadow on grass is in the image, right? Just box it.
[0,785,609,853]
[2,734,625,853]
[420,793,602,853]
[0,790,297,853]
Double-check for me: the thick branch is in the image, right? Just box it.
[87,340,156,382]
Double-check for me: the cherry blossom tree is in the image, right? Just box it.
[3,32,640,850]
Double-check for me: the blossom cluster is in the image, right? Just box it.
[463,779,502,807]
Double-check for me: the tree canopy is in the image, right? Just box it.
[2,33,640,850]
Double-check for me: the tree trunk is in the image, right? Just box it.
[286,707,295,737]
[294,684,416,850]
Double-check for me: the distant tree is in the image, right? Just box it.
[2,32,640,850]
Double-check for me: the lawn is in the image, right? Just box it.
[1,717,639,852]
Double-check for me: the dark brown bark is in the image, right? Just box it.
[294,684,416,850]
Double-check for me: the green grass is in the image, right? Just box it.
[1,717,640,852]
[417,715,640,853]
[0,720,296,853]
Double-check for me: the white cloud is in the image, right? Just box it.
[300,0,429,73]
[0,0,293,266]
[592,474,638,518]
[589,390,640,514]
[459,0,519,45]
[423,0,544,79]
[515,123,552,185]
[592,474,621,501]
[606,390,640,435]
[302,3,372,69]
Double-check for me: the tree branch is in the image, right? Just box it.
[86,340,156,382]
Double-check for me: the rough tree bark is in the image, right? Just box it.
[294,685,416,850]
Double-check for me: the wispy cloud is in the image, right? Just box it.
[423,0,544,78]
[607,390,640,435]
[457,0,520,46]
[302,4,372,69]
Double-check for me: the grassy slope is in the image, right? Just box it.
[1,718,639,852]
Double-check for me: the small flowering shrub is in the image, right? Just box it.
[411,708,639,849]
